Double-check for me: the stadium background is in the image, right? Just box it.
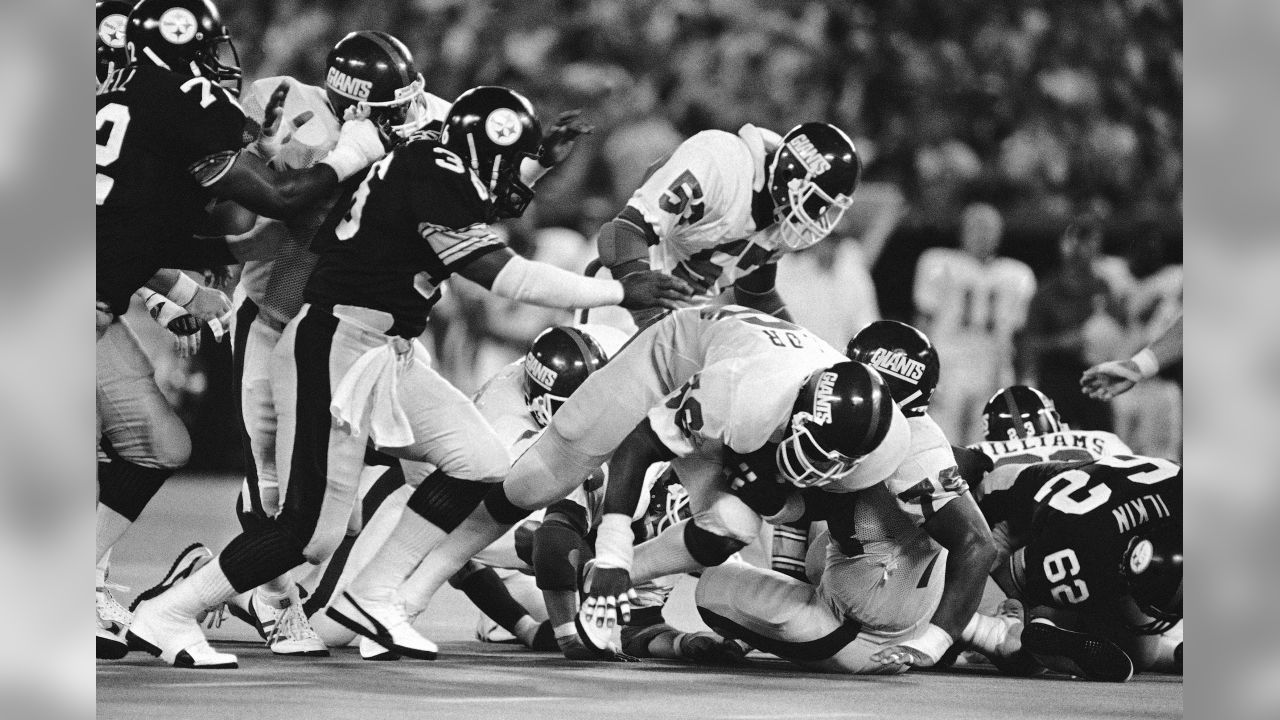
[132,0,1183,470]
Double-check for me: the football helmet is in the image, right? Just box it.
[982,385,1063,441]
[523,326,608,428]
[767,122,861,250]
[96,1,134,84]
[324,31,433,143]
[126,0,241,95]
[441,86,543,221]
[845,320,940,417]
[776,361,894,488]
[1119,523,1182,633]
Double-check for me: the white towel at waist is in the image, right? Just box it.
[329,339,415,447]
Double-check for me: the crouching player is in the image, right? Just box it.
[968,455,1183,681]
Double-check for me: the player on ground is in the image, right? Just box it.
[126,86,689,668]
[690,320,999,674]
[913,203,1037,444]
[597,121,861,326]
[330,305,911,659]
[968,455,1183,680]
[971,385,1134,468]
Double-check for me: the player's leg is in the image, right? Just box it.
[532,498,596,657]
[128,307,367,667]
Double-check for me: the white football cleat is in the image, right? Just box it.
[129,543,213,613]
[325,591,437,660]
[96,582,132,660]
[359,635,398,661]
[127,597,237,669]
[259,598,329,657]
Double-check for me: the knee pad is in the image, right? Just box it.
[97,459,172,522]
[406,470,493,532]
[684,521,748,568]
[533,505,589,591]
[484,483,535,525]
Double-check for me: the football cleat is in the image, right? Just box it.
[1021,619,1133,682]
[128,543,213,613]
[360,635,399,661]
[325,591,438,661]
[262,598,329,657]
[127,597,237,669]
[96,582,132,659]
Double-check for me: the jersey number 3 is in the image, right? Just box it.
[96,103,131,205]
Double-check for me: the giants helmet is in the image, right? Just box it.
[768,122,861,250]
[777,361,894,488]
[441,86,543,221]
[97,1,134,84]
[982,385,1064,441]
[126,0,241,95]
[325,31,433,143]
[845,320,940,417]
[1119,523,1183,633]
[523,326,608,428]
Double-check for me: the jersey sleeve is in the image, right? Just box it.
[618,131,738,244]
[151,74,249,187]
[403,144,507,271]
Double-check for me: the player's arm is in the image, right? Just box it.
[163,216,289,269]
[732,262,793,321]
[143,269,231,326]
[518,109,594,186]
[1080,314,1182,401]
[455,245,692,311]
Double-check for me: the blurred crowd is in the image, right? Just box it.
[144,0,1182,467]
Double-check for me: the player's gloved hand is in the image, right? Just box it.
[538,109,594,168]
[671,256,722,295]
[618,271,695,311]
[253,81,314,162]
[321,107,387,182]
[182,285,233,329]
[581,566,638,629]
[678,632,749,665]
[870,624,954,668]
[1080,359,1142,401]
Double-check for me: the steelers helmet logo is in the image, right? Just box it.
[1128,539,1154,575]
[485,108,523,147]
[159,8,199,45]
[98,14,128,49]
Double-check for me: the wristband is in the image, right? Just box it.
[594,513,635,570]
[905,623,954,662]
[1130,348,1159,379]
[320,144,366,182]
[141,290,191,330]
[167,273,200,308]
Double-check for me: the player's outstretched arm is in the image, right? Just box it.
[1080,314,1182,401]
[871,492,995,668]
[143,269,232,328]
[458,246,694,311]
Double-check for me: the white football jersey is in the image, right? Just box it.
[969,429,1133,468]
[626,124,803,298]
[913,249,1036,343]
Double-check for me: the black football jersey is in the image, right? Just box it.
[96,66,249,314]
[977,455,1182,613]
[306,136,507,338]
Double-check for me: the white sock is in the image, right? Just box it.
[349,508,445,603]
[553,621,577,641]
[162,560,237,618]
[631,519,701,584]
[256,573,294,609]
[398,505,510,615]
[96,505,131,566]
[962,613,1013,656]
[514,615,540,647]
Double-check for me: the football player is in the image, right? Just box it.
[96,1,132,88]
[971,385,1134,467]
[687,319,998,674]
[126,86,690,668]
[913,203,1037,444]
[968,455,1183,680]
[332,305,911,660]
[597,122,861,327]
[1081,314,1183,401]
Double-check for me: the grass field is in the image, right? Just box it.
[97,475,1182,720]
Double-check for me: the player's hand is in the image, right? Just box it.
[173,326,203,358]
[679,633,750,665]
[331,108,388,169]
[182,285,233,327]
[1080,359,1142,401]
[253,81,316,161]
[96,300,113,339]
[870,643,937,668]
[618,271,695,310]
[538,110,594,168]
[671,257,721,295]
[581,566,638,628]
[726,448,791,517]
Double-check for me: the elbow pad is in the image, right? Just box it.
[597,219,652,271]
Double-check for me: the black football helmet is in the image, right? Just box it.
[845,320,940,417]
[126,0,241,95]
[767,122,861,250]
[325,31,433,143]
[523,326,608,428]
[981,385,1064,441]
[96,1,134,84]
[1119,523,1183,633]
[441,86,543,221]
[776,361,895,488]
